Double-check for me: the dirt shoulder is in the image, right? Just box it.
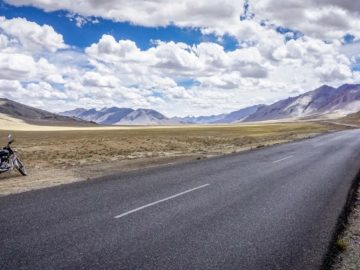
[0,121,347,196]
[337,112,360,127]
[0,155,198,196]
[333,188,360,270]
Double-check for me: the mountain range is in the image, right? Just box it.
[174,105,263,124]
[60,84,360,125]
[61,105,264,125]
[61,107,180,125]
[245,84,360,122]
[1,83,359,126]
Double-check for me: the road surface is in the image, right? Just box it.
[1,129,360,270]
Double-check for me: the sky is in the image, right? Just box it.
[0,0,360,117]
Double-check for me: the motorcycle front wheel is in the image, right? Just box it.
[15,157,27,176]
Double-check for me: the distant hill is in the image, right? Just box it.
[62,107,134,125]
[116,109,178,125]
[61,107,180,125]
[173,114,228,124]
[245,84,360,122]
[0,98,91,126]
[174,105,263,124]
[214,105,264,123]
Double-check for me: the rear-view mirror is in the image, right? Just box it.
[8,134,14,144]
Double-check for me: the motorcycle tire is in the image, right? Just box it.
[15,158,27,176]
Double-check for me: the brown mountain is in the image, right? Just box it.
[0,98,93,126]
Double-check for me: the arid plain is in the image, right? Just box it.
[0,114,349,195]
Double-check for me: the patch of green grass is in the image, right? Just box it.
[336,237,348,252]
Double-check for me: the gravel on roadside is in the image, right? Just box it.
[333,189,360,270]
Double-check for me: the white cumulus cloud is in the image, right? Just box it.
[250,0,360,40]
[5,0,245,28]
[0,16,67,52]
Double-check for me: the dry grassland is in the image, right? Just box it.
[0,121,345,195]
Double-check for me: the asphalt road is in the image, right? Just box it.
[1,129,360,270]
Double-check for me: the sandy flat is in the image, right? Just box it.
[0,113,277,131]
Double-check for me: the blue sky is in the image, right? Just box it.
[0,1,239,51]
[0,0,359,116]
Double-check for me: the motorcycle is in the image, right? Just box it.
[0,134,27,176]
